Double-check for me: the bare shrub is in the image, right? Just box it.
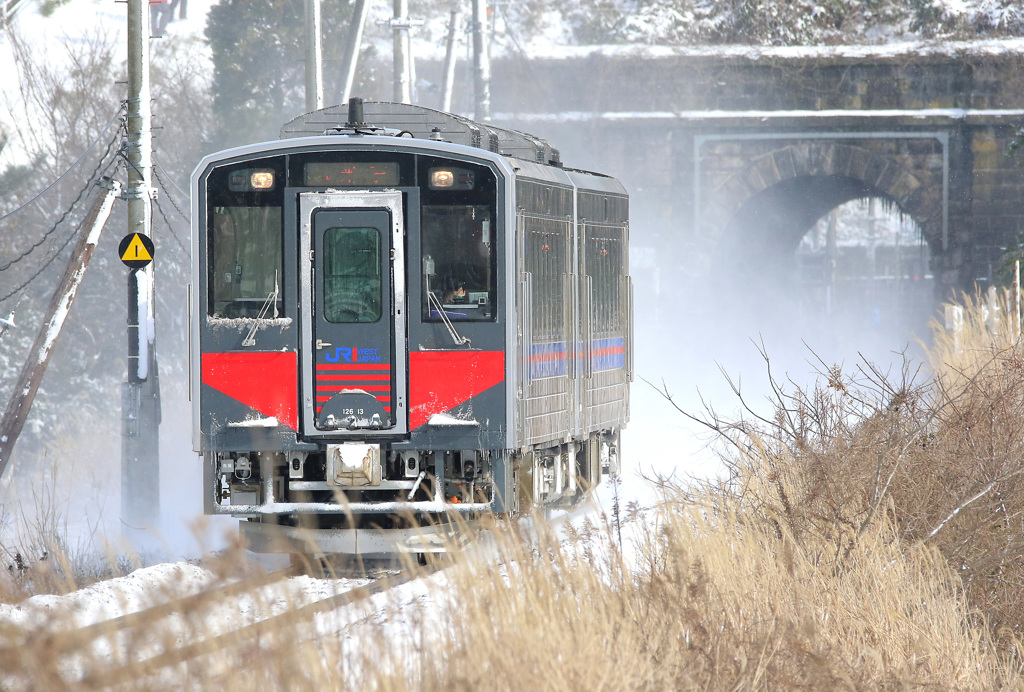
[654,290,1024,646]
[920,291,1024,640]
[0,455,135,602]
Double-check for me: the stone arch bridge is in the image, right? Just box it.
[425,41,1024,299]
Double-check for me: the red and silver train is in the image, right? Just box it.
[190,100,631,555]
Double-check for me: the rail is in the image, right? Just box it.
[0,559,445,688]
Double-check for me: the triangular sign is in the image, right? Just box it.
[121,234,153,262]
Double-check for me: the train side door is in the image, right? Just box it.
[299,192,408,437]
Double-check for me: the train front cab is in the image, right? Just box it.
[192,138,518,554]
[191,136,630,555]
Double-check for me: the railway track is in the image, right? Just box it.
[0,557,444,689]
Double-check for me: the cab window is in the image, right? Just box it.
[208,206,283,318]
[421,205,495,321]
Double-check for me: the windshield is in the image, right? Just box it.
[208,205,283,319]
[421,204,495,322]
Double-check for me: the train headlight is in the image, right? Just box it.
[250,170,275,189]
[430,169,455,188]
[428,167,475,190]
[227,168,276,191]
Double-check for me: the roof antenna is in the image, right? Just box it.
[347,97,365,128]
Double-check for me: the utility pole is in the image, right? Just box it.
[393,0,411,103]
[338,0,370,106]
[472,0,490,120]
[0,181,120,478]
[441,6,461,112]
[304,0,323,111]
[122,0,160,535]
[380,0,422,104]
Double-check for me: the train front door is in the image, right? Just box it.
[299,192,408,437]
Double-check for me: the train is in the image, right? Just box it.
[190,100,632,555]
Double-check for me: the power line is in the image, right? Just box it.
[152,194,189,257]
[0,159,122,304]
[152,159,190,204]
[151,162,191,259]
[152,165,189,223]
[0,127,123,273]
[0,104,126,223]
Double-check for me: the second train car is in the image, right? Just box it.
[190,100,631,554]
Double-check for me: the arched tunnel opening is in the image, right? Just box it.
[714,174,935,358]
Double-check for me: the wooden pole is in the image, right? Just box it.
[441,7,460,112]
[304,0,323,111]
[0,181,119,478]
[338,0,369,105]
[472,0,490,120]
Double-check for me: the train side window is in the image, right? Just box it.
[208,206,283,318]
[526,219,569,342]
[586,226,624,336]
[421,205,495,321]
[322,227,382,323]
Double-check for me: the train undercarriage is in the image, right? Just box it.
[208,431,620,556]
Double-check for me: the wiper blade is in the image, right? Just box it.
[242,271,280,347]
[427,289,471,347]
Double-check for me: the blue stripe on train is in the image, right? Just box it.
[591,337,625,372]
[529,341,568,379]
[527,339,625,378]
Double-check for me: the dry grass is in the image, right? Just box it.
[353,508,1010,691]
[8,508,1008,691]
[5,295,1024,689]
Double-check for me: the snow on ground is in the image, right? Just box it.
[0,0,216,69]
[0,563,217,631]
[508,35,1024,61]
[0,508,645,686]
[0,559,378,682]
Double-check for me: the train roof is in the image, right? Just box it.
[280,101,562,168]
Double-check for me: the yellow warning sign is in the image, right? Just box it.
[119,233,155,268]
[122,235,152,261]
